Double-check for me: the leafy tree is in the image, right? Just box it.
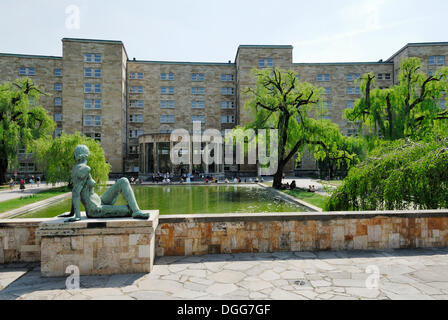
[244,68,359,189]
[34,132,110,188]
[326,139,448,211]
[0,78,55,184]
[345,57,448,141]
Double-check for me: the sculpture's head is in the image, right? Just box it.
[74,145,90,162]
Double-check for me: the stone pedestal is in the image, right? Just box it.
[36,211,159,277]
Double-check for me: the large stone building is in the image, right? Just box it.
[0,39,447,177]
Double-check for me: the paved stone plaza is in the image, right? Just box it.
[1,248,448,300]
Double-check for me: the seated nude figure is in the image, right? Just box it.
[63,145,148,222]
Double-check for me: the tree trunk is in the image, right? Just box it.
[0,157,8,185]
[272,161,286,189]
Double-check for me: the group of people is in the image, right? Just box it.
[279,180,297,190]
[8,176,41,192]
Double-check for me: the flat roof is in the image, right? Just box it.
[387,42,448,62]
[0,52,62,60]
[62,38,124,45]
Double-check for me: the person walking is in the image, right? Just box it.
[19,178,26,192]
[9,178,15,190]
[36,176,41,187]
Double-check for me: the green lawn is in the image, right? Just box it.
[0,187,69,214]
[283,189,329,210]
[317,180,343,187]
[262,182,329,210]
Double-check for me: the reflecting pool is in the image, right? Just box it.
[16,185,307,218]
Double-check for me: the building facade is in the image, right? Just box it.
[0,39,447,177]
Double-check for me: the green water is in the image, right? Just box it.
[15,185,307,218]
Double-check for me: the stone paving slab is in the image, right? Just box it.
[1,248,448,300]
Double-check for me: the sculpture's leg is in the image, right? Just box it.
[88,205,131,218]
[101,178,148,219]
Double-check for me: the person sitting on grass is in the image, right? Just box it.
[290,180,296,190]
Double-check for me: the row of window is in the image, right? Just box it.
[130,86,235,95]
[258,59,274,68]
[84,83,102,93]
[84,53,102,63]
[130,100,235,109]
[428,56,445,65]
[85,68,102,78]
[135,73,235,82]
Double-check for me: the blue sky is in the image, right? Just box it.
[0,0,447,63]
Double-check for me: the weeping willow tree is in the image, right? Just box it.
[34,132,110,188]
[326,139,448,211]
[345,57,448,142]
[0,78,55,184]
[328,57,448,211]
[244,68,360,189]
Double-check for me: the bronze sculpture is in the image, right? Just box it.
[63,144,149,222]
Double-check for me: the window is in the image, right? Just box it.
[131,86,144,93]
[324,87,331,95]
[54,129,62,138]
[84,83,92,93]
[54,97,62,106]
[221,88,234,95]
[160,129,173,134]
[130,114,144,123]
[191,73,205,81]
[160,115,175,123]
[129,145,139,154]
[221,115,234,124]
[84,99,92,109]
[160,73,175,80]
[54,114,62,122]
[130,100,144,108]
[129,130,143,138]
[94,116,101,126]
[160,86,174,94]
[221,101,234,109]
[317,74,330,82]
[258,58,273,68]
[84,116,93,126]
[160,100,174,109]
[347,128,358,137]
[84,68,92,78]
[428,56,435,65]
[131,72,144,79]
[85,133,101,142]
[347,87,360,94]
[429,70,435,77]
[19,67,35,76]
[28,97,35,106]
[221,74,233,81]
[94,69,102,78]
[437,56,445,65]
[85,53,101,63]
[325,101,331,110]
[94,99,102,109]
[347,100,355,108]
[346,74,360,81]
[94,84,101,93]
[192,87,205,95]
[191,115,205,123]
[378,74,383,80]
[54,83,62,91]
[54,69,62,77]
[192,101,205,109]
[385,73,391,80]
